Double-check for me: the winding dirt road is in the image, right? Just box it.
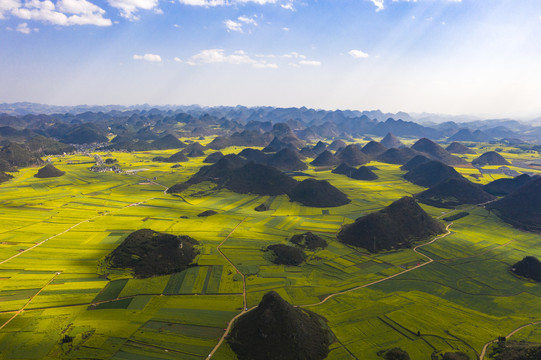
[207,217,251,359]
[207,222,454,358]
[479,320,541,360]
[302,222,453,308]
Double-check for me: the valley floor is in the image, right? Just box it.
[1,146,541,359]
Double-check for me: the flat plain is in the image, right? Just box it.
[1,140,541,359]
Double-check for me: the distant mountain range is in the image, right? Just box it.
[2,103,541,143]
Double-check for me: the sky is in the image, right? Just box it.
[1,0,541,118]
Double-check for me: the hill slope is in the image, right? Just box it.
[227,291,331,360]
[446,142,476,155]
[411,138,468,166]
[487,177,541,231]
[336,145,370,166]
[472,151,511,166]
[400,155,431,171]
[223,163,299,196]
[512,256,541,282]
[0,171,13,184]
[289,178,350,207]
[361,141,387,157]
[34,163,65,178]
[380,132,405,148]
[350,166,378,180]
[0,142,43,169]
[416,178,495,208]
[106,229,199,278]
[267,148,307,171]
[311,150,340,166]
[403,160,466,188]
[377,147,420,165]
[332,163,356,176]
[338,197,445,252]
[483,174,533,196]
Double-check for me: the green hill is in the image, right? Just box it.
[106,229,199,278]
[227,291,332,360]
[338,197,445,252]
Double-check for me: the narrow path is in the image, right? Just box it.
[215,217,249,310]
[207,217,250,359]
[0,197,156,266]
[0,292,244,315]
[302,222,453,308]
[0,271,61,331]
[479,321,541,360]
[207,222,454,358]
[135,174,193,204]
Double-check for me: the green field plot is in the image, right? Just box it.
[1,149,541,359]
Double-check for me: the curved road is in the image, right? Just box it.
[479,321,541,360]
[208,222,454,358]
[302,222,453,308]
[207,217,251,359]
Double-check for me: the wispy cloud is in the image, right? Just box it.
[281,2,294,11]
[283,52,306,59]
[348,49,369,59]
[255,51,320,67]
[5,0,111,26]
[133,53,162,62]
[107,0,159,20]
[187,49,277,68]
[298,60,321,66]
[238,15,257,25]
[224,19,242,32]
[15,22,37,33]
[173,57,182,63]
[370,0,384,11]
[372,0,463,11]
[179,0,277,6]
[224,15,257,32]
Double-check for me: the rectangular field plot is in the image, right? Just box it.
[2,149,541,359]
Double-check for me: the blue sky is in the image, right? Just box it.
[1,0,541,117]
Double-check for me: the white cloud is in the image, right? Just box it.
[225,15,257,32]
[225,19,242,32]
[174,57,182,62]
[15,22,37,33]
[283,52,306,59]
[7,0,111,26]
[107,0,158,20]
[0,0,21,19]
[178,0,225,5]
[281,2,294,10]
[281,26,289,31]
[236,0,276,4]
[370,0,384,11]
[133,53,162,62]
[238,15,256,25]
[348,49,369,59]
[188,49,254,65]
[373,0,463,11]
[178,0,277,6]
[299,60,321,66]
[187,49,277,68]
